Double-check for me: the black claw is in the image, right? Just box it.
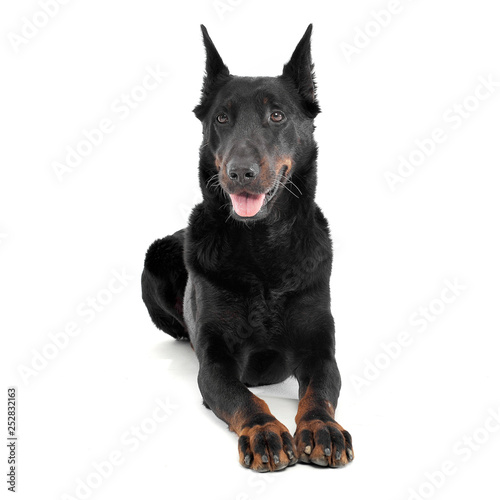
[262,454,269,463]
[273,454,280,464]
[324,447,331,456]
[335,450,341,461]
[244,454,251,466]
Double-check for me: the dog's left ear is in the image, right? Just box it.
[194,25,230,120]
[281,24,320,117]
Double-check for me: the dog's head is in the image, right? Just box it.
[194,25,320,222]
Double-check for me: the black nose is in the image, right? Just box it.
[227,161,260,184]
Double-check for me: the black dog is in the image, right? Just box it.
[142,24,353,472]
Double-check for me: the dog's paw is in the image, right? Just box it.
[295,418,353,467]
[238,418,298,472]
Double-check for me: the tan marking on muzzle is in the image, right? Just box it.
[215,155,222,172]
[258,157,273,187]
[276,156,292,177]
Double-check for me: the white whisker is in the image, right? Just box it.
[286,177,303,195]
[279,180,300,199]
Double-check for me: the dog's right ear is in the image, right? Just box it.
[193,25,230,120]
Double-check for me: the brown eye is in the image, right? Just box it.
[270,111,285,123]
[216,113,229,124]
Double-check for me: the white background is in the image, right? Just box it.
[1,0,500,499]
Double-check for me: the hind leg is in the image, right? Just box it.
[141,229,189,340]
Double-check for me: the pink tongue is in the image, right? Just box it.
[230,193,266,217]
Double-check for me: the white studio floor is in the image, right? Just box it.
[5,286,500,500]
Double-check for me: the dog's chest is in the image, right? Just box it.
[241,288,287,339]
[232,293,294,387]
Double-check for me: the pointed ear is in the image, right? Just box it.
[281,24,320,117]
[194,25,230,119]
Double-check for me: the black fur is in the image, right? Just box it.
[141,24,353,472]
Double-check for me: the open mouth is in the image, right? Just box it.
[229,192,266,217]
[229,167,286,218]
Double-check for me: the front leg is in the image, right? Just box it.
[197,330,298,472]
[294,355,354,467]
